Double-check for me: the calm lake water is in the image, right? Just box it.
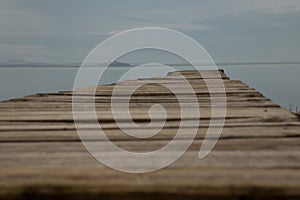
[0,64,299,111]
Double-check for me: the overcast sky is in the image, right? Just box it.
[0,0,299,63]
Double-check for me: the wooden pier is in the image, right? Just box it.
[0,70,299,199]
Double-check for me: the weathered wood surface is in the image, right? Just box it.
[0,70,299,199]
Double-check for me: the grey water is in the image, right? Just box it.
[0,64,299,112]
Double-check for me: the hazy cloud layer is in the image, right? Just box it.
[0,0,299,63]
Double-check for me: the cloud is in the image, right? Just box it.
[0,0,299,63]
[258,0,300,13]
[0,44,47,60]
[107,31,122,36]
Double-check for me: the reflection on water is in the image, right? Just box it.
[0,64,299,111]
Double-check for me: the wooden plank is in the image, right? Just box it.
[0,123,300,141]
[115,79,241,85]
[0,121,299,131]
[0,101,279,110]
[0,168,299,199]
[49,88,258,96]
[0,107,296,122]
[75,82,250,92]
[1,137,300,151]
[6,96,269,103]
[0,141,299,169]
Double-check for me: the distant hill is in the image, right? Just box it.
[0,59,67,67]
[109,61,131,67]
[0,60,131,68]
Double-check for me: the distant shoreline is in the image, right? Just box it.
[1,61,300,68]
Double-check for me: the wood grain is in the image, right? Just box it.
[0,70,299,199]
